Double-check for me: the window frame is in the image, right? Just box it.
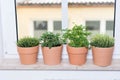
[33,20,48,38]
[85,20,100,32]
[85,20,114,36]
[53,20,62,31]
[0,0,120,59]
[34,21,48,30]
[106,20,114,31]
[30,19,62,37]
[29,19,49,37]
[106,20,114,36]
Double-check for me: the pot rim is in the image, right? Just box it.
[41,45,63,48]
[67,44,88,49]
[17,45,39,48]
[92,46,114,49]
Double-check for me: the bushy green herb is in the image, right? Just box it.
[17,37,39,47]
[39,32,63,49]
[90,34,114,48]
[63,24,90,47]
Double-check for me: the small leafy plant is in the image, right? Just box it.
[40,32,63,48]
[17,37,39,47]
[90,34,114,48]
[63,24,90,47]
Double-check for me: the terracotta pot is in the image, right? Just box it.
[42,45,63,65]
[92,46,114,67]
[67,45,88,65]
[17,46,39,65]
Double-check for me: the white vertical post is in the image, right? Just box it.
[0,0,3,61]
[0,0,17,55]
[114,0,120,56]
[48,20,53,32]
[100,20,106,34]
[62,0,68,29]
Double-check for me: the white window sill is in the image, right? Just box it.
[0,59,119,70]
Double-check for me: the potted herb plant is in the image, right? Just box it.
[17,37,39,64]
[90,34,114,67]
[40,32,63,65]
[63,24,90,65]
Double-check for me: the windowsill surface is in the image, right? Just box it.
[0,59,120,70]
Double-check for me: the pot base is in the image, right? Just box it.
[92,47,114,67]
[42,46,62,65]
[19,53,38,65]
[69,54,87,65]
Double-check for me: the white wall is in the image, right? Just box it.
[0,71,120,80]
[16,0,24,2]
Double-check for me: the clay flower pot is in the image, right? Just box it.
[17,46,39,65]
[67,45,88,65]
[41,45,63,65]
[92,46,114,67]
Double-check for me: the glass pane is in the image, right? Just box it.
[53,21,62,34]
[68,0,114,37]
[16,0,61,39]
[16,0,114,39]
[106,20,114,36]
